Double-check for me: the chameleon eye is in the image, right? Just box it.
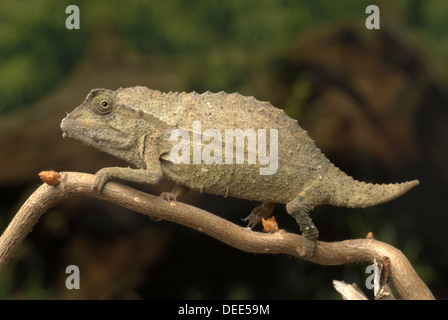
[91,94,114,115]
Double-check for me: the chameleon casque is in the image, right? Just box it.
[60,87,419,258]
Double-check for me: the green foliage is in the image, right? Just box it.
[5,0,448,114]
[0,0,86,113]
[2,0,448,114]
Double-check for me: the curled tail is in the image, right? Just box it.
[329,169,419,208]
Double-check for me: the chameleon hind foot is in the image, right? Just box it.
[286,191,320,258]
[300,229,318,258]
[244,202,275,228]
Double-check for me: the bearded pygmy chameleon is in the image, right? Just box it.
[60,87,418,257]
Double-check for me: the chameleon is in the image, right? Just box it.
[60,86,419,258]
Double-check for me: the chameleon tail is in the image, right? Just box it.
[329,168,419,208]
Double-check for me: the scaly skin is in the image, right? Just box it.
[60,87,419,258]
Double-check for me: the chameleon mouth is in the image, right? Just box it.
[60,117,75,139]
[60,117,89,141]
[60,117,69,137]
[60,116,129,147]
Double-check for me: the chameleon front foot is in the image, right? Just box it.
[160,192,177,202]
[160,184,189,202]
[93,168,111,192]
[93,167,163,192]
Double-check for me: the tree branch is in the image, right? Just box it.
[0,172,434,300]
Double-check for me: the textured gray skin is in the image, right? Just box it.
[60,87,419,257]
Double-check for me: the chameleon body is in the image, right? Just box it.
[60,87,419,257]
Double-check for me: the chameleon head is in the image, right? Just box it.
[60,88,146,167]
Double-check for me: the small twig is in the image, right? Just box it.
[377,257,395,300]
[0,171,434,300]
[333,281,368,300]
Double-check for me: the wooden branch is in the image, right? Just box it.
[0,172,434,300]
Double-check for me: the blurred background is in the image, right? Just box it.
[0,0,447,299]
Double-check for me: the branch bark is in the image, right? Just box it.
[0,172,434,300]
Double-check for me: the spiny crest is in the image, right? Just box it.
[86,88,107,102]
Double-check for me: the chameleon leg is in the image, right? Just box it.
[160,184,189,202]
[244,202,275,228]
[93,166,162,192]
[286,193,319,258]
